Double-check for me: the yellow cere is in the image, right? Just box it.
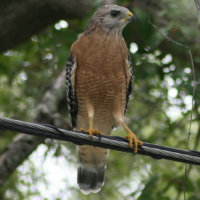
[127,11,133,16]
[123,11,133,20]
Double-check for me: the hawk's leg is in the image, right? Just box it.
[120,120,143,153]
[88,117,101,136]
[80,119,100,136]
[80,105,101,136]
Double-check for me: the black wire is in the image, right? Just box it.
[0,117,200,166]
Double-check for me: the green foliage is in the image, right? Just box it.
[0,0,200,199]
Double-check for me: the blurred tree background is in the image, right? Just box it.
[0,0,199,199]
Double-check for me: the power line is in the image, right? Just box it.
[0,117,200,166]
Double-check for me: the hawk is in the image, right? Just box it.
[66,4,143,194]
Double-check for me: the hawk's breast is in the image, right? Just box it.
[72,31,129,133]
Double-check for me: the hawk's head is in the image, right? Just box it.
[85,5,136,34]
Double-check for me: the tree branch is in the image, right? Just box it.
[0,0,101,52]
[0,70,68,187]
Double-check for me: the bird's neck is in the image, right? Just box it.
[84,26,123,38]
[79,28,127,58]
[84,19,124,36]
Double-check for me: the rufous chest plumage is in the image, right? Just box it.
[72,30,129,113]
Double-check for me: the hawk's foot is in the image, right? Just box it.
[80,128,101,136]
[125,131,143,153]
[120,120,143,153]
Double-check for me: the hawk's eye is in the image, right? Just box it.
[110,10,121,17]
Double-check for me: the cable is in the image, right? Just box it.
[0,117,200,166]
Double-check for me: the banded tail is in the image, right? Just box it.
[77,146,108,194]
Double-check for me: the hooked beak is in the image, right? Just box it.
[123,11,136,22]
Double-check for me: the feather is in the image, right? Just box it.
[125,54,133,114]
[78,165,106,194]
[66,52,78,127]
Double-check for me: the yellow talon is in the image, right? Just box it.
[80,128,88,133]
[89,129,101,136]
[125,132,143,153]
[80,128,101,136]
[121,120,143,153]
[80,114,101,137]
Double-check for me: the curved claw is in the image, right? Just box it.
[89,129,101,136]
[120,120,143,153]
[80,128,101,136]
[125,133,143,153]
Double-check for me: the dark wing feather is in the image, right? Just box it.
[66,52,77,127]
[125,54,133,114]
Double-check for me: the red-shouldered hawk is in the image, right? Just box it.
[66,4,143,194]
